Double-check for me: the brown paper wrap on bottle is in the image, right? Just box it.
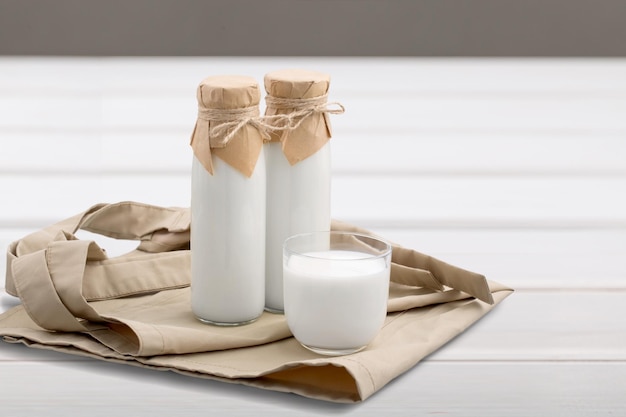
[190,75,265,177]
[264,69,334,165]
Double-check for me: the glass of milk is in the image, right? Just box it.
[283,231,392,356]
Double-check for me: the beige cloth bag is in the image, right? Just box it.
[1,201,512,403]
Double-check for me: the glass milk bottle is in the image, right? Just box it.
[263,69,343,313]
[189,75,266,326]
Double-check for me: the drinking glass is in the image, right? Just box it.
[283,231,392,355]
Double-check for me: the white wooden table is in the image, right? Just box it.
[1,57,625,416]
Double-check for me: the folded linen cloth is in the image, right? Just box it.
[1,201,512,402]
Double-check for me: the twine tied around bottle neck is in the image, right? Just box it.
[198,105,270,147]
[196,94,344,148]
[264,94,345,133]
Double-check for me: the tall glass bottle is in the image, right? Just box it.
[190,75,266,325]
[264,69,340,313]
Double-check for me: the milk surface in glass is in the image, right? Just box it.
[191,154,266,325]
[283,249,389,353]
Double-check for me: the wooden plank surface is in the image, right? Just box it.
[1,57,625,414]
[1,175,625,226]
[0,360,623,417]
[2,131,626,175]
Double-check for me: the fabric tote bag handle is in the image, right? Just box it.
[5,201,193,332]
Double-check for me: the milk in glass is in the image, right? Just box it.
[284,250,389,351]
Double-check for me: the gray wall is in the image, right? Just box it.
[1,0,625,56]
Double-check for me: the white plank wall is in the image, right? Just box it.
[1,57,625,416]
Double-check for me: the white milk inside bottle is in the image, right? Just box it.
[264,140,330,311]
[191,155,266,325]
